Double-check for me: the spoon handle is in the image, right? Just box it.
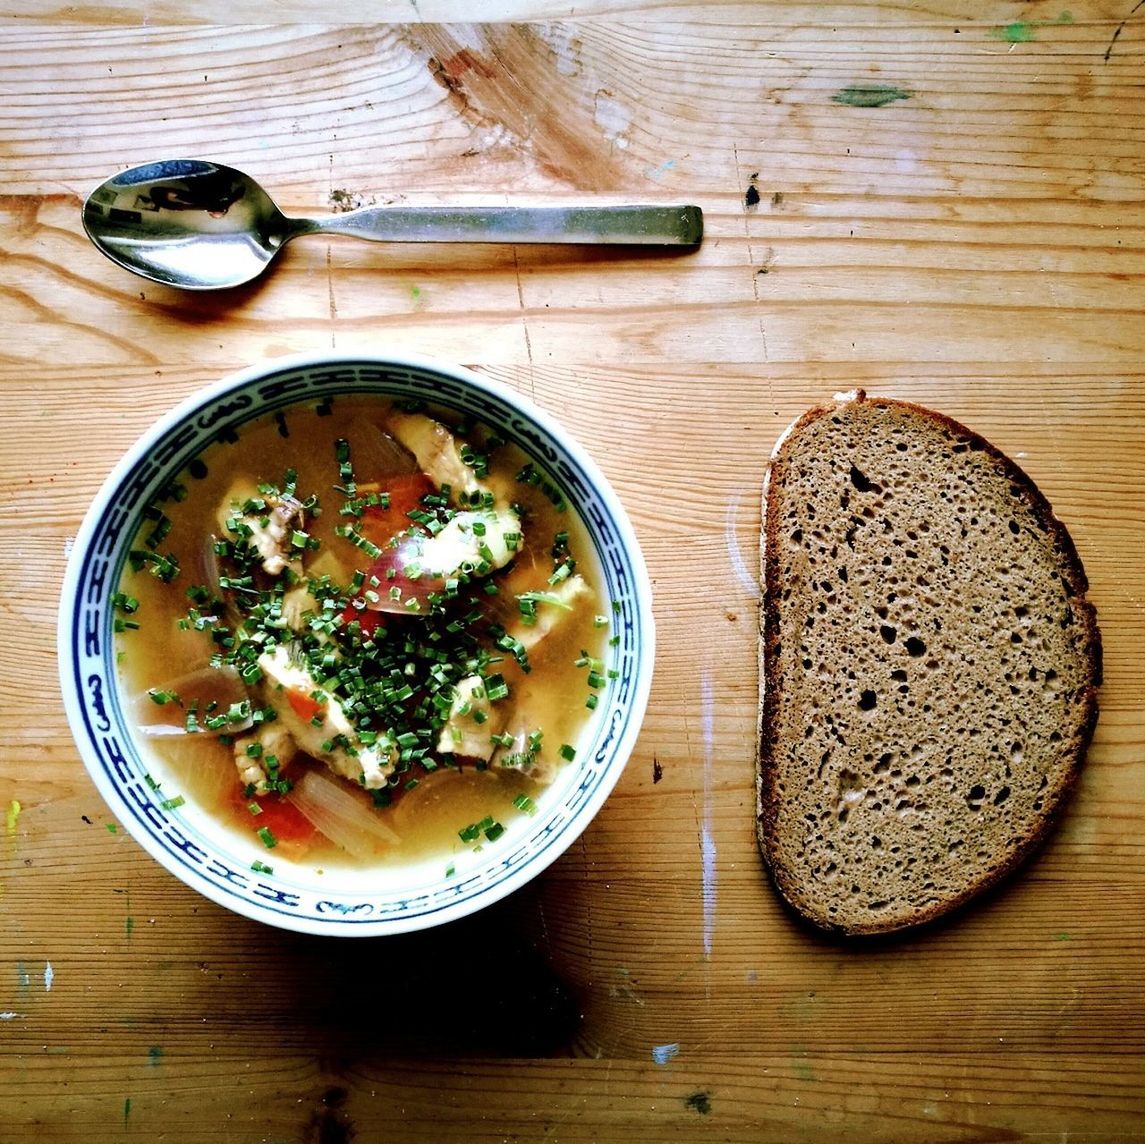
[299,204,703,246]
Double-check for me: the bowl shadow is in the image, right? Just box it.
[225,882,580,1058]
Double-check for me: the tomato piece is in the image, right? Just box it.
[338,602,387,638]
[251,795,317,843]
[285,687,325,723]
[232,785,319,858]
[356,472,437,548]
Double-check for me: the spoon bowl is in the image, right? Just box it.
[82,159,703,290]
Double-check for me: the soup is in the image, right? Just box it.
[114,395,611,873]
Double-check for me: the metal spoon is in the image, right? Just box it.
[82,159,704,291]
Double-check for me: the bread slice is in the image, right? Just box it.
[757,391,1101,936]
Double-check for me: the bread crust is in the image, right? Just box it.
[756,391,1102,936]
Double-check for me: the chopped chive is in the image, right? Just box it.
[128,549,180,583]
[144,512,173,550]
[483,674,509,701]
[334,523,381,560]
[257,826,278,849]
[518,590,574,612]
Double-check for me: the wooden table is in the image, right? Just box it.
[2,6,1143,1140]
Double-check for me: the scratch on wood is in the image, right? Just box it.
[512,248,535,398]
[698,668,717,963]
[578,834,595,972]
[725,489,760,601]
[1105,0,1145,60]
[114,887,133,938]
[326,247,337,349]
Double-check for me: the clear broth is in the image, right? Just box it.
[115,395,608,871]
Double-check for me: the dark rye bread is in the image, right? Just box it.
[757,391,1101,936]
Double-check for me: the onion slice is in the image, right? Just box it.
[133,665,252,737]
[359,535,447,615]
[287,769,400,859]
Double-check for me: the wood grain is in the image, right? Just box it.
[2,6,1145,1141]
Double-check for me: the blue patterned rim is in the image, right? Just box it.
[58,354,654,935]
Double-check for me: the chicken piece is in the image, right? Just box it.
[386,410,479,497]
[436,675,505,760]
[379,411,527,596]
[493,727,561,787]
[233,720,297,791]
[507,573,595,654]
[412,506,522,579]
[217,478,306,577]
[257,645,396,789]
[279,585,316,630]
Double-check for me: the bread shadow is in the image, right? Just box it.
[769,849,1056,951]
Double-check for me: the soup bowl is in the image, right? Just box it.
[59,353,653,935]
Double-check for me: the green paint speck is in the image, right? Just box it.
[124,1097,132,1123]
[793,1056,816,1081]
[831,84,911,108]
[105,822,118,834]
[1054,931,1072,941]
[148,1045,164,1066]
[992,21,1036,42]
[6,800,20,834]
[991,13,1073,42]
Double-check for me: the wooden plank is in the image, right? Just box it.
[2,5,1144,1139]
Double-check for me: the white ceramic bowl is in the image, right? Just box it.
[59,353,654,935]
